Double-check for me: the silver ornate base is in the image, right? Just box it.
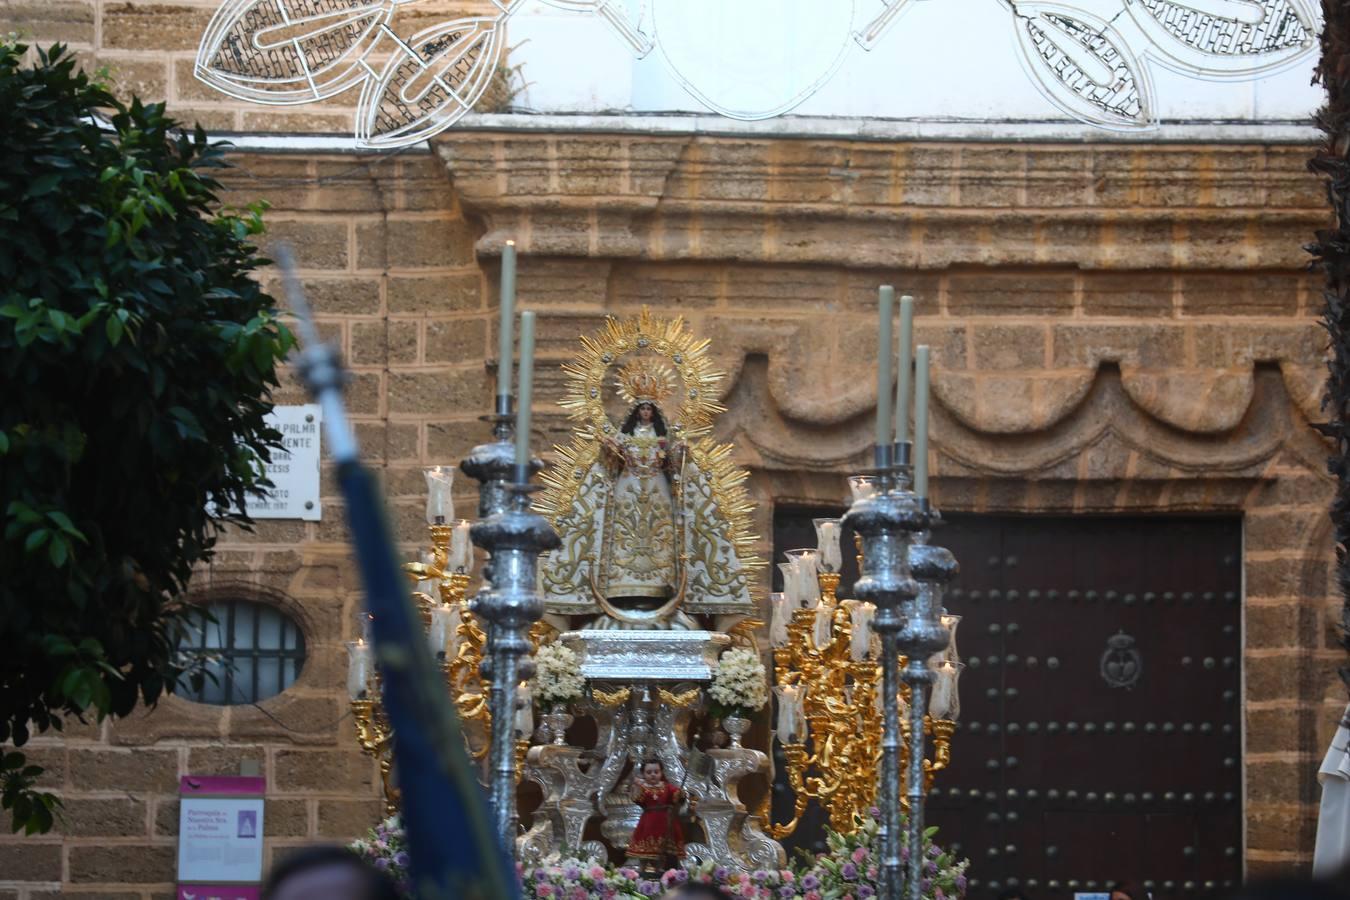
[517,630,783,873]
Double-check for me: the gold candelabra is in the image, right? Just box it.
[349,518,558,808]
[769,569,956,838]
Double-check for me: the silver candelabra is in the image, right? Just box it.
[843,442,958,900]
[460,395,558,851]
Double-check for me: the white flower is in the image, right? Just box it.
[709,647,768,713]
[533,642,585,704]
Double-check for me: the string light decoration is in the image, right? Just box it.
[195,0,1318,147]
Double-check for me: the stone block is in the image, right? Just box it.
[1050,322,1186,369]
[273,749,378,794]
[354,423,421,462]
[1,1,95,43]
[62,797,149,837]
[1247,706,1306,754]
[294,277,382,315]
[971,324,1046,370]
[424,317,488,365]
[1245,652,1302,703]
[725,266,840,310]
[1245,602,1317,649]
[69,748,179,793]
[1247,806,1317,854]
[103,3,215,51]
[388,273,481,313]
[261,221,350,271]
[317,799,386,839]
[388,369,486,415]
[350,320,418,365]
[608,261,722,310]
[1247,759,1316,806]
[901,147,958,207]
[913,323,967,370]
[1024,148,1091,207]
[1245,509,1324,553]
[948,271,1076,317]
[356,217,476,270]
[1179,272,1300,316]
[186,744,267,776]
[1079,272,1173,317]
[1246,557,1328,599]
[0,842,61,881]
[104,58,169,106]
[70,844,177,883]
[956,147,1025,208]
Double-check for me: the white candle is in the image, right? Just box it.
[929,661,963,721]
[778,562,799,607]
[914,345,931,500]
[415,577,438,602]
[769,592,792,648]
[875,286,895,449]
[774,683,807,743]
[848,475,877,503]
[423,466,454,524]
[813,518,842,573]
[498,241,517,399]
[449,519,473,571]
[514,310,536,470]
[849,601,875,662]
[813,605,834,650]
[345,640,371,700]
[785,550,820,609]
[895,294,914,444]
[514,681,534,738]
[428,605,455,658]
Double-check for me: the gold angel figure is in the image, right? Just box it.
[537,310,760,628]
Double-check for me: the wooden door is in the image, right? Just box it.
[771,509,1243,899]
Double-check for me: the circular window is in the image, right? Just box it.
[177,598,307,705]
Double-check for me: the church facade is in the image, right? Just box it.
[0,1,1339,896]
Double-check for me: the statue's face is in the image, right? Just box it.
[642,762,663,784]
[637,404,654,423]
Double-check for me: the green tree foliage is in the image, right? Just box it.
[0,43,295,832]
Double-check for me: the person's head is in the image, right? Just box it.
[1107,882,1137,900]
[641,758,666,784]
[263,845,401,900]
[660,884,736,900]
[622,402,667,436]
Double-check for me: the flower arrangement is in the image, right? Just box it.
[350,815,411,896]
[534,642,586,705]
[792,810,969,900]
[352,811,967,900]
[708,647,769,719]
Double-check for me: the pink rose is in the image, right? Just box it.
[806,892,822,900]
[853,847,868,863]
[590,866,606,879]
[537,887,554,897]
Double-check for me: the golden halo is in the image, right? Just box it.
[556,307,725,440]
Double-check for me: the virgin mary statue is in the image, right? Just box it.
[537,311,759,628]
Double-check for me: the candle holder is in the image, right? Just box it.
[843,464,928,900]
[464,444,559,850]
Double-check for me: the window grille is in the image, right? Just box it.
[177,599,306,705]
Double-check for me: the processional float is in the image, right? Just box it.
[346,251,963,900]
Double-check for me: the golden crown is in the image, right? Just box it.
[615,359,677,407]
